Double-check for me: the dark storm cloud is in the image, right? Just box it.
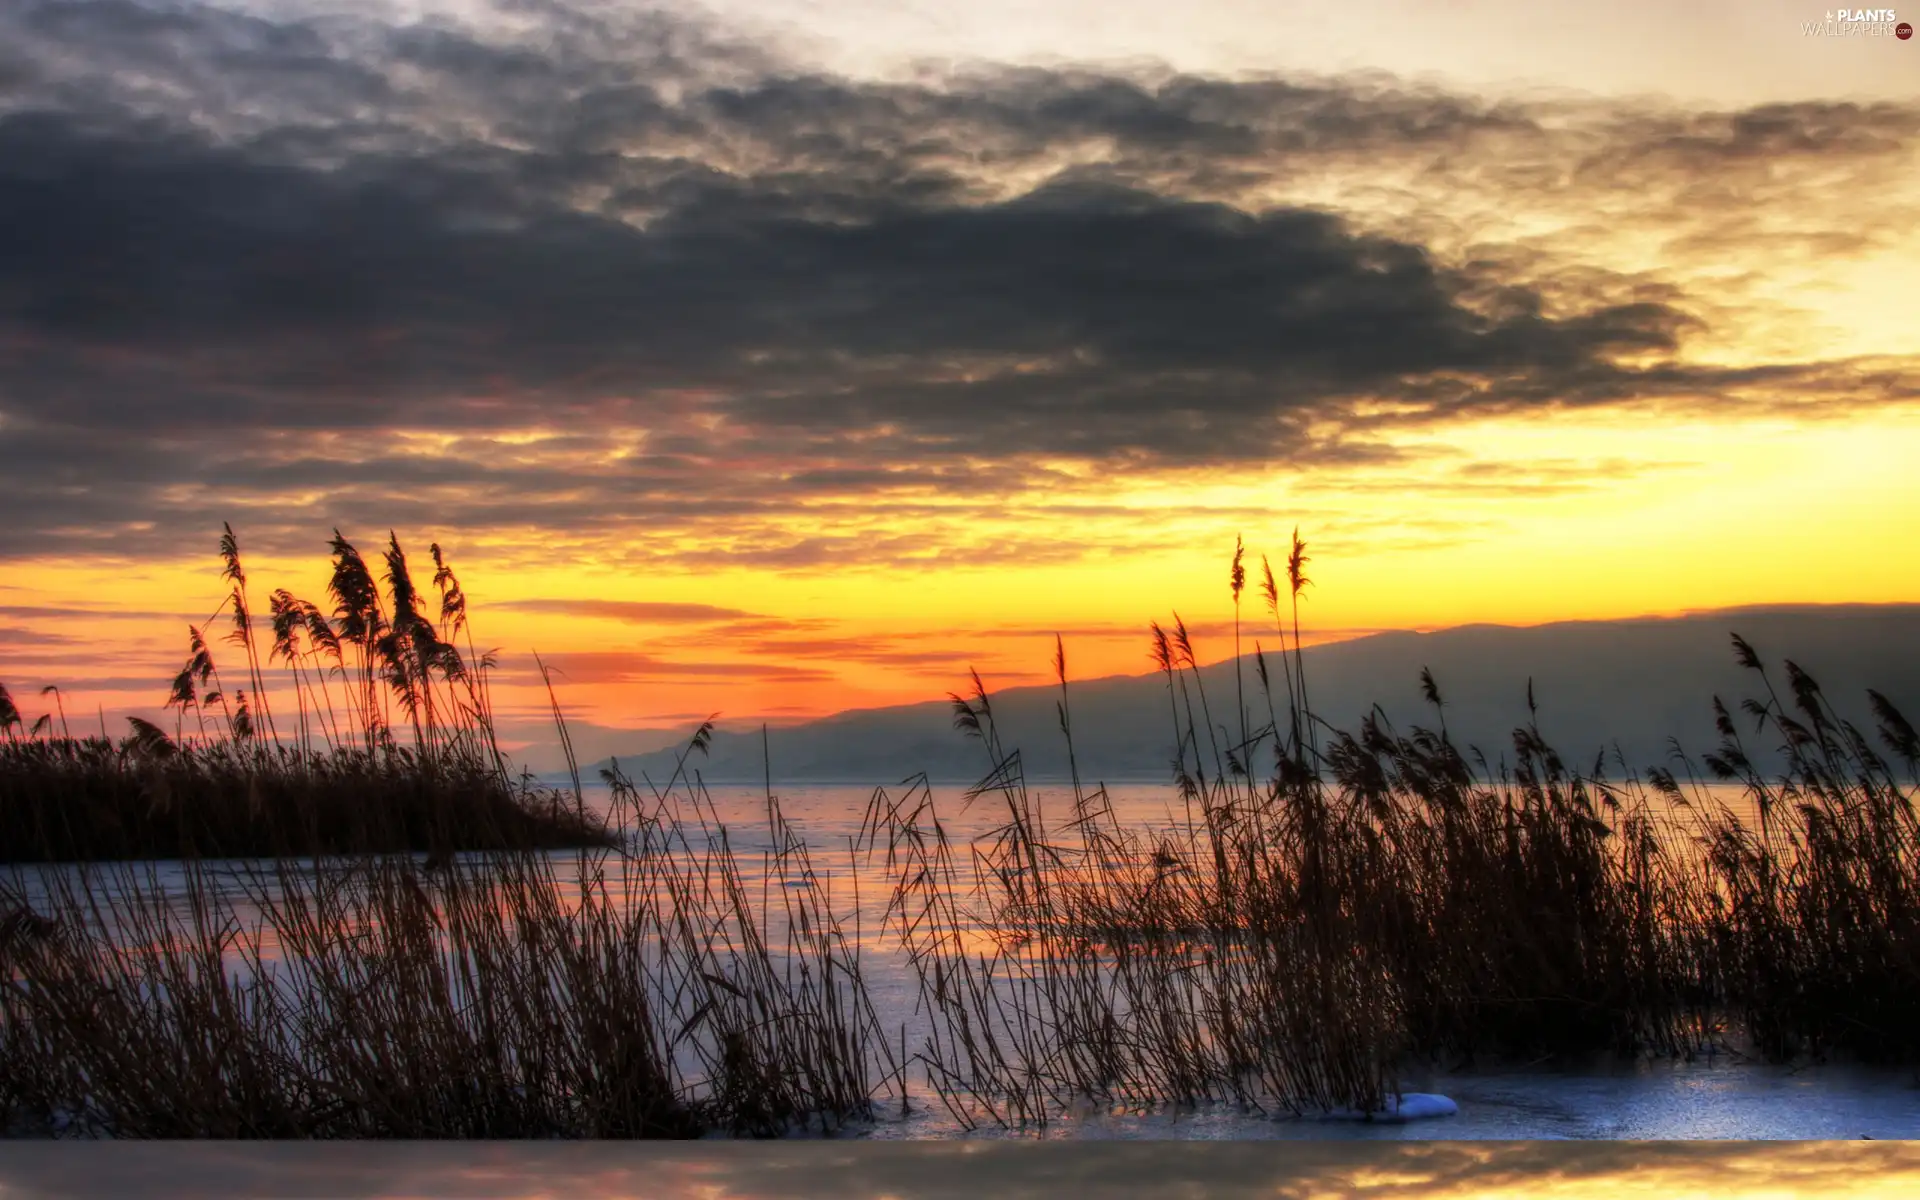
[0,111,1684,432]
[0,0,1915,560]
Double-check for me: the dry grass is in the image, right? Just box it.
[1,527,608,862]
[849,537,1920,1128]
[2,532,1916,1137]
[0,749,894,1137]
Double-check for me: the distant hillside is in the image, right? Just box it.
[592,605,1920,787]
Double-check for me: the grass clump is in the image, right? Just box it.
[853,535,1919,1128]
[0,525,611,862]
[0,735,894,1138]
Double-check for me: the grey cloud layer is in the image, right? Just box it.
[0,0,1913,561]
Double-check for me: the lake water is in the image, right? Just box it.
[10,779,1914,1140]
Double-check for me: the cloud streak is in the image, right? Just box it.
[493,599,760,623]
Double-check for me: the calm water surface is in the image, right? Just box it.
[14,780,1903,1140]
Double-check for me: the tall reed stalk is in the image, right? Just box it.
[1,527,608,862]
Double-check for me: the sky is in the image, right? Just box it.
[0,0,1915,751]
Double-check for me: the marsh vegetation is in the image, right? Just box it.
[0,527,609,862]
[2,530,1917,1136]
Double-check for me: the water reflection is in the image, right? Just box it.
[7,780,1855,1141]
[0,1141,1915,1199]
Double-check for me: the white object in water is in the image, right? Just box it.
[1320,1092,1459,1123]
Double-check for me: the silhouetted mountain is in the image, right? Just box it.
[591,605,1920,786]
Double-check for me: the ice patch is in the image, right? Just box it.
[1319,1092,1459,1124]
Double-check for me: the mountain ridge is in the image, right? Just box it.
[577,604,1920,786]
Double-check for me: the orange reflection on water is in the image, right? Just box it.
[2,1140,1907,1199]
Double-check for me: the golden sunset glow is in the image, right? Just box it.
[0,0,1914,768]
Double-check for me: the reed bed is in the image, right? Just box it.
[1,526,610,861]
[2,530,1917,1137]
[850,535,1920,1127]
[0,736,610,863]
[0,748,895,1137]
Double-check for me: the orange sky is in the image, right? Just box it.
[0,0,1915,758]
